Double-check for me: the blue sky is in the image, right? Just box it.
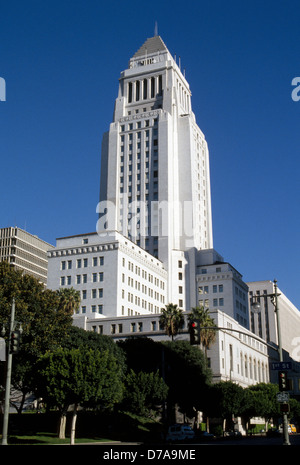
[0,0,299,309]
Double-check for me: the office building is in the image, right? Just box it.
[0,227,54,284]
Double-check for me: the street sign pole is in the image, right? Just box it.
[273,281,290,446]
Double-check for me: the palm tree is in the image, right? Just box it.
[56,287,81,314]
[188,306,216,358]
[159,303,184,341]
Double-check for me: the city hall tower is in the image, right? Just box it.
[99,35,213,308]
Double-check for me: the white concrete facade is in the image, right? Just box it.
[47,230,167,319]
[208,310,269,387]
[248,281,300,356]
[99,36,213,306]
[194,249,250,329]
[248,280,300,393]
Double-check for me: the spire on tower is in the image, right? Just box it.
[154,21,158,36]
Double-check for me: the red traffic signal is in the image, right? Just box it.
[278,371,288,391]
[189,320,201,345]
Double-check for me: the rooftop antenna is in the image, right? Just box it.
[154,21,158,36]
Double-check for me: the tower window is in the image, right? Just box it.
[143,79,147,99]
[158,75,162,95]
[136,81,140,101]
[151,77,155,98]
[128,82,132,103]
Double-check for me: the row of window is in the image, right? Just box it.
[124,274,164,298]
[199,267,222,274]
[61,257,104,270]
[199,284,224,295]
[76,305,103,314]
[235,286,246,301]
[121,305,161,316]
[81,288,103,300]
[199,298,224,308]
[236,314,248,328]
[92,319,164,335]
[123,258,165,289]
[60,272,104,286]
[128,76,163,103]
[120,118,158,133]
[122,289,165,305]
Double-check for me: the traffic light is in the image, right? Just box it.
[189,320,201,345]
[278,371,288,391]
[9,330,21,354]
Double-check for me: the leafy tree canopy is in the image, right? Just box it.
[0,261,74,357]
[63,325,126,374]
[206,381,245,419]
[35,346,123,410]
[122,369,168,416]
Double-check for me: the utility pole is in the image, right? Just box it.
[2,298,15,445]
[251,280,290,446]
[273,281,290,446]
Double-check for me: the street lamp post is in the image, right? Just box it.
[1,298,16,446]
[251,279,290,446]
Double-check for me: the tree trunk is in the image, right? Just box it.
[222,418,226,434]
[58,411,67,439]
[16,392,26,414]
[70,403,78,445]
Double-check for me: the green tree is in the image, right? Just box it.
[289,398,300,424]
[242,383,279,433]
[118,338,211,424]
[122,369,168,416]
[0,262,73,357]
[118,337,162,375]
[206,381,245,432]
[35,346,123,444]
[159,303,184,340]
[162,340,212,422]
[0,262,74,413]
[56,287,80,315]
[63,326,126,373]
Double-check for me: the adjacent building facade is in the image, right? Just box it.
[47,230,167,319]
[248,280,300,392]
[0,227,54,285]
